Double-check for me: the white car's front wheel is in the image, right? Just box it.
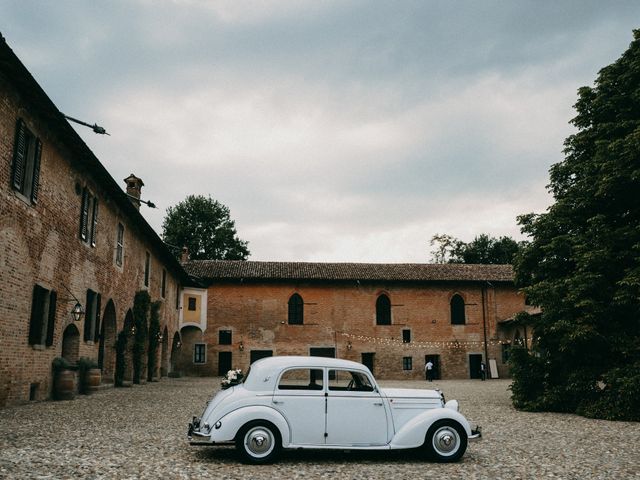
[236,421,282,464]
[424,419,467,462]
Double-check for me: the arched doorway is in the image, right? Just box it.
[98,300,117,384]
[61,324,80,364]
[161,326,169,377]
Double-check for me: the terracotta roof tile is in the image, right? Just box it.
[183,260,514,283]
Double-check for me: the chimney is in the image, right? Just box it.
[180,246,190,263]
[124,174,144,210]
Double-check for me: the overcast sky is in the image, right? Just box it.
[2,1,639,262]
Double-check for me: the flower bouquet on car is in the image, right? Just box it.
[221,369,243,389]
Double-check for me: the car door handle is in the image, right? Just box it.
[373,402,383,406]
[273,400,284,404]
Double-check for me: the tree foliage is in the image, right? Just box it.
[511,30,640,421]
[162,195,250,261]
[429,233,521,264]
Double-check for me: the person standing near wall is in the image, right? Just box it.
[425,360,434,382]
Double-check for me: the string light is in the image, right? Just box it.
[336,331,513,350]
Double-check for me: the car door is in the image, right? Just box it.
[272,367,326,445]
[325,369,389,446]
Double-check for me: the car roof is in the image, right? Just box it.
[243,356,371,391]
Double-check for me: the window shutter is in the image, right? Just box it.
[30,138,42,204]
[45,290,57,347]
[94,293,102,343]
[80,189,89,241]
[84,290,94,342]
[90,198,99,247]
[12,119,27,192]
[28,285,46,345]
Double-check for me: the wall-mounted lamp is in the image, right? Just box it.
[347,341,352,351]
[61,284,85,322]
[156,331,163,341]
[432,319,437,324]
[63,114,109,135]
[129,325,137,336]
[239,341,244,351]
[124,192,157,208]
[176,340,182,349]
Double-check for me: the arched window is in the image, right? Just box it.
[376,294,391,325]
[288,293,304,325]
[450,294,466,325]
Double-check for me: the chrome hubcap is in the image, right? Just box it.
[433,427,459,455]
[245,427,274,457]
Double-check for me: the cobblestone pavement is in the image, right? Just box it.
[1,377,639,479]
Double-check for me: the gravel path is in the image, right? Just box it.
[0,377,638,479]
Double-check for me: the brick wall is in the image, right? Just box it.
[0,73,182,407]
[184,280,525,380]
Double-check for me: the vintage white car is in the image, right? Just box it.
[188,356,481,463]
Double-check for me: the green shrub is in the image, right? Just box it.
[577,363,640,421]
[508,346,546,410]
[52,356,73,372]
[115,331,127,387]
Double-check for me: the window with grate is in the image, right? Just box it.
[288,293,304,325]
[188,297,197,311]
[193,344,206,364]
[402,356,413,370]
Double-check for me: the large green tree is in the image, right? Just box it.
[429,233,521,264]
[162,195,250,261]
[511,30,640,420]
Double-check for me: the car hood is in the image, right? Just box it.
[381,388,443,400]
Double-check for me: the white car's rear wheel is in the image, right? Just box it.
[236,421,281,464]
[425,419,467,462]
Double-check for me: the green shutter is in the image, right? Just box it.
[80,189,89,241]
[28,285,46,345]
[90,198,99,247]
[45,290,57,347]
[94,293,102,343]
[12,119,27,192]
[30,138,42,204]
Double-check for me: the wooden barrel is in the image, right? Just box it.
[54,369,75,400]
[86,368,102,394]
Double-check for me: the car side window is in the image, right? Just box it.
[328,370,374,392]
[277,368,324,390]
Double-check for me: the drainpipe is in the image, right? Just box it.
[481,283,490,374]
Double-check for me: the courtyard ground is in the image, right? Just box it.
[0,377,638,479]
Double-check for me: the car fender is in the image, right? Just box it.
[389,408,472,449]
[210,405,291,445]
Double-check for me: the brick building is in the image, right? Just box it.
[0,35,190,407]
[178,261,527,380]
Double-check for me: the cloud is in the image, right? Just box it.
[2,0,640,262]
